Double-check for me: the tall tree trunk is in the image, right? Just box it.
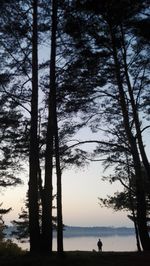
[109,23,150,251]
[128,162,141,252]
[29,0,40,253]
[41,71,54,252]
[120,25,150,182]
[49,0,64,254]
[41,0,59,254]
[54,118,64,254]
[131,206,141,252]
[42,107,53,253]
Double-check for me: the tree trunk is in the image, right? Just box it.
[29,0,40,253]
[42,124,53,253]
[136,178,150,250]
[48,0,64,254]
[41,0,59,254]
[54,118,64,254]
[128,175,141,251]
[109,23,150,251]
[41,86,53,253]
[132,209,141,252]
[120,25,150,182]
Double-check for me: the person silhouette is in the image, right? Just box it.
[97,238,103,251]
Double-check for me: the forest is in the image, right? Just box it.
[0,0,150,257]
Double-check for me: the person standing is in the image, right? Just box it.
[97,238,103,251]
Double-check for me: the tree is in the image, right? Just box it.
[42,0,64,253]
[0,0,51,253]
[28,0,41,253]
[0,205,11,242]
[61,0,150,250]
[11,193,57,243]
[52,0,64,254]
[98,159,145,252]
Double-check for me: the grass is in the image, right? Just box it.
[0,250,150,266]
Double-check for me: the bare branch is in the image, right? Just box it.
[64,140,129,152]
[141,125,150,134]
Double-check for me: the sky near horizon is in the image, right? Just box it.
[1,159,133,228]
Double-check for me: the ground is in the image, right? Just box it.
[0,251,150,266]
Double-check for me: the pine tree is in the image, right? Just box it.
[62,0,150,250]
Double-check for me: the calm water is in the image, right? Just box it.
[14,235,137,252]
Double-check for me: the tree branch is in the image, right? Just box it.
[64,140,129,152]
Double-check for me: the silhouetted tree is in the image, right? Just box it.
[11,193,57,243]
[0,205,11,242]
[62,0,150,250]
[28,0,41,253]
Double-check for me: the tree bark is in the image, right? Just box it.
[50,0,64,254]
[128,164,141,252]
[41,76,53,252]
[54,117,64,254]
[41,0,59,254]
[42,116,53,253]
[29,0,40,253]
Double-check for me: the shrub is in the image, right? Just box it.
[0,239,25,256]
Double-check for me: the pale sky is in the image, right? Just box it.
[1,160,133,228]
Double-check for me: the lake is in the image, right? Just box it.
[14,235,137,251]
[11,226,137,252]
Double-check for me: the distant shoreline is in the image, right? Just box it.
[55,226,135,238]
[5,225,135,238]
